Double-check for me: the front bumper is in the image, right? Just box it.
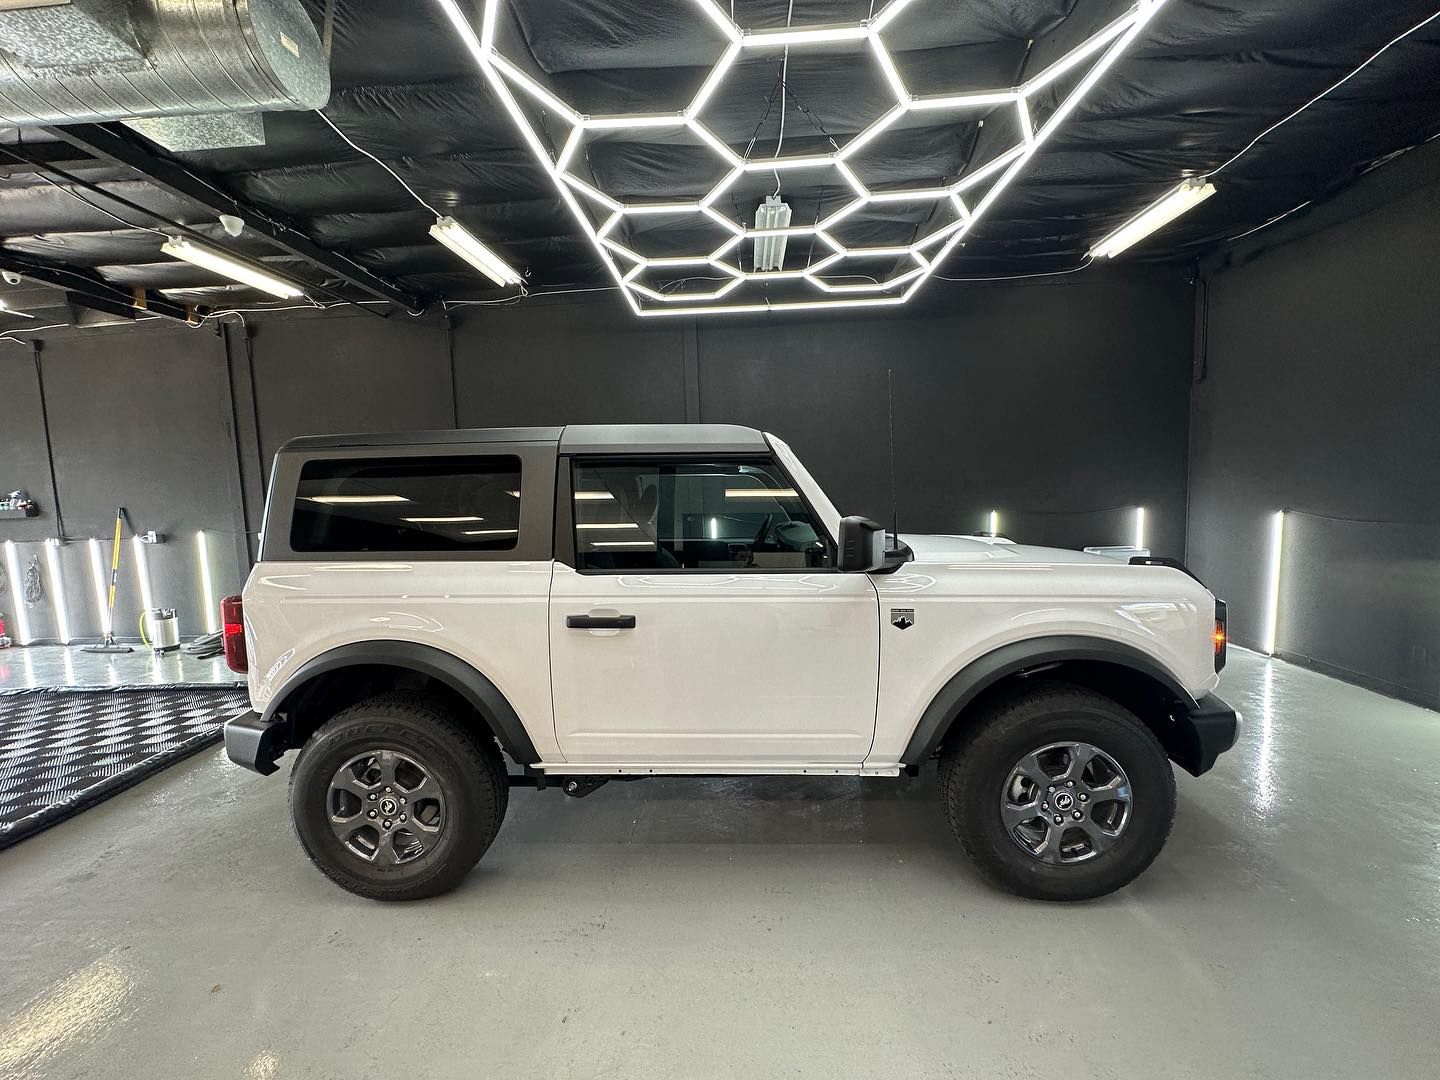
[224,710,287,776]
[1171,692,1241,777]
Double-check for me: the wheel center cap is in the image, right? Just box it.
[379,796,399,816]
[1052,791,1075,812]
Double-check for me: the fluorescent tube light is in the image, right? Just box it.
[4,541,30,644]
[1090,178,1217,259]
[1262,511,1287,656]
[463,528,519,536]
[161,236,305,299]
[988,510,999,535]
[403,516,486,523]
[1133,507,1146,550]
[88,538,111,638]
[43,540,71,644]
[753,197,793,271]
[576,522,641,530]
[591,541,655,548]
[429,216,522,286]
[131,535,154,614]
[573,492,616,501]
[726,488,798,499]
[302,495,410,505]
[709,517,719,539]
[196,531,218,634]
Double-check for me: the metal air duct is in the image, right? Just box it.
[0,0,329,151]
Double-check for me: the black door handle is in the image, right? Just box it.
[566,614,637,630]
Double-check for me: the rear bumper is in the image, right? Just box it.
[224,710,287,776]
[1171,692,1241,777]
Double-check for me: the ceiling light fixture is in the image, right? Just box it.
[160,236,305,299]
[433,0,1169,315]
[753,197,793,271]
[402,515,486,523]
[1090,178,1217,259]
[429,216,523,286]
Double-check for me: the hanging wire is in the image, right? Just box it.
[314,109,441,217]
[1210,8,1440,178]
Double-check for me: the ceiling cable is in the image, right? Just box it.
[773,0,795,194]
[314,109,441,217]
[1211,7,1440,177]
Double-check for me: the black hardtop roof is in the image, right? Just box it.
[277,424,769,455]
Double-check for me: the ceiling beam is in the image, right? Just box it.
[43,122,426,312]
[0,252,207,324]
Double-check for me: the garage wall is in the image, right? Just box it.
[2,268,1193,643]
[1188,148,1440,708]
[452,271,1195,556]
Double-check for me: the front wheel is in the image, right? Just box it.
[939,681,1176,901]
[288,691,508,901]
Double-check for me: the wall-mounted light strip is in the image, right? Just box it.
[302,494,410,505]
[87,538,112,638]
[4,540,31,644]
[43,539,71,644]
[575,522,641,530]
[161,236,305,299]
[438,0,1171,316]
[462,528,519,536]
[131,535,154,614]
[429,216,523,287]
[1090,177,1217,259]
[988,510,1000,536]
[1133,506,1146,550]
[1261,510,1287,656]
[402,515,487,523]
[196,531,218,635]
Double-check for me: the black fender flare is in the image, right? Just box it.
[261,640,540,765]
[900,635,1198,766]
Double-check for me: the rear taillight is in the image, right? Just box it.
[221,594,248,673]
[1213,598,1228,672]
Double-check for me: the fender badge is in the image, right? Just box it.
[890,607,915,630]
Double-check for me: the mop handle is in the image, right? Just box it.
[105,507,123,634]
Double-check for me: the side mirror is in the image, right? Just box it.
[838,516,886,572]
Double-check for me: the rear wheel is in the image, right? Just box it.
[939,681,1175,901]
[289,691,508,900]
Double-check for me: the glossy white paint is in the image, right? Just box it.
[242,560,562,760]
[241,437,1220,776]
[548,563,879,762]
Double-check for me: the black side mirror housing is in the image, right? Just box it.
[838,516,886,572]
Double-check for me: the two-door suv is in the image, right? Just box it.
[223,424,1238,901]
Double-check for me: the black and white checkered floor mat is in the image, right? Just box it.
[0,685,249,849]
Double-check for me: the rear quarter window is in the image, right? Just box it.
[290,455,522,553]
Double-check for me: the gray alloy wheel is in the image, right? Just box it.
[1000,741,1132,865]
[327,748,448,866]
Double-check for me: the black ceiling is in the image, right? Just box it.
[2,0,1439,324]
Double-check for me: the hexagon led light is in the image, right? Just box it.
[434,0,1172,316]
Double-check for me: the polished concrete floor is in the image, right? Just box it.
[0,644,240,690]
[1,649,1437,1079]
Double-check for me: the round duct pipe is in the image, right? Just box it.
[0,0,329,130]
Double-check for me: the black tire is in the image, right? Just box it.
[288,691,508,901]
[939,681,1176,901]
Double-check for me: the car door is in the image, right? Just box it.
[548,453,880,766]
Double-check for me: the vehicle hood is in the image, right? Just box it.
[898,533,1129,566]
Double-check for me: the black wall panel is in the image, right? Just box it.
[452,302,688,427]
[697,277,1193,554]
[0,346,57,543]
[1189,166,1440,708]
[248,313,453,464]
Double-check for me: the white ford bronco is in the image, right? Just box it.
[223,424,1238,902]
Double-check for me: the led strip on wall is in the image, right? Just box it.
[433,0,1172,316]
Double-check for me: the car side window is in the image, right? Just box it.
[571,458,832,572]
